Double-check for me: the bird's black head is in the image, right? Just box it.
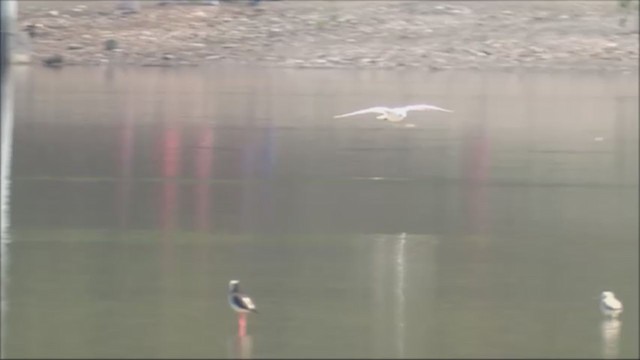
[229,280,240,293]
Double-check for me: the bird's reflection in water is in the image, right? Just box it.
[600,317,622,359]
[227,334,253,359]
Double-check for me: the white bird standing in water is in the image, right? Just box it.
[333,104,453,127]
[228,280,257,337]
[599,291,623,318]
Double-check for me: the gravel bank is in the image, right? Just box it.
[17,0,640,72]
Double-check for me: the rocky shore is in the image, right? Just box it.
[17,0,640,72]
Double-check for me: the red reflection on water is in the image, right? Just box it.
[159,125,182,233]
[157,124,182,279]
[193,126,214,232]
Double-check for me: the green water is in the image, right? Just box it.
[1,66,638,358]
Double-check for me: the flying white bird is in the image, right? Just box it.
[333,104,453,125]
[599,291,623,318]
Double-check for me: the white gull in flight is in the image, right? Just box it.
[333,104,453,126]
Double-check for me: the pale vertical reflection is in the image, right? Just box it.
[600,318,622,359]
[370,233,437,357]
[371,235,387,356]
[227,335,253,359]
[394,232,407,358]
[371,233,408,358]
[0,67,15,359]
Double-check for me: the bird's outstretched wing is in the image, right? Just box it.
[333,107,390,118]
[401,104,453,113]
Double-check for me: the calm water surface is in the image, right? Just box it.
[1,66,638,358]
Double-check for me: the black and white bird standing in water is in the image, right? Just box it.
[228,280,257,336]
[599,291,623,318]
[333,104,453,127]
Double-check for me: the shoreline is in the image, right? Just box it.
[16,1,640,72]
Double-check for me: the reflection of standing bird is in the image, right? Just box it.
[228,280,257,337]
[599,291,623,317]
[600,317,622,359]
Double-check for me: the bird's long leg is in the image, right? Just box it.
[238,313,247,337]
